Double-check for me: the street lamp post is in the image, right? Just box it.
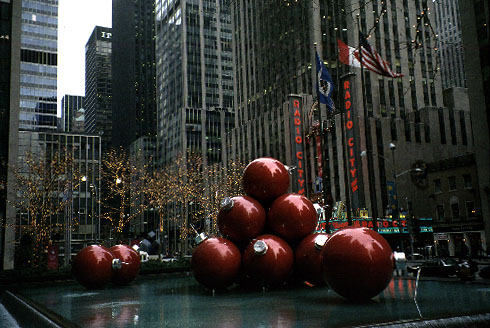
[388,142,404,252]
[361,143,422,254]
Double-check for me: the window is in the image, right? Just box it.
[434,179,442,193]
[466,201,476,218]
[451,201,460,220]
[463,174,472,189]
[448,176,457,191]
[436,204,445,222]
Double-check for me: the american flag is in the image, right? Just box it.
[355,33,403,78]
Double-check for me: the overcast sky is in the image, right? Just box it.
[57,0,112,115]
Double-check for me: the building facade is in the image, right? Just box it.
[17,131,102,264]
[459,0,490,256]
[85,26,112,153]
[112,0,157,150]
[433,0,467,89]
[1,0,21,270]
[61,95,84,133]
[18,0,58,131]
[155,0,234,166]
[230,0,486,252]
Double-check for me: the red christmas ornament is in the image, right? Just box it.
[321,227,394,300]
[109,244,141,285]
[242,234,294,286]
[218,196,266,243]
[191,236,241,290]
[242,157,290,204]
[295,233,329,286]
[267,194,318,242]
[72,245,115,289]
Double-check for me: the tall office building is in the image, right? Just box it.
[155,0,234,166]
[459,0,490,257]
[231,1,485,253]
[0,0,21,270]
[112,0,157,149]
[433,0,467,89]
[85,26,112,153]
[18,0,58,131]
[61,95,84,133]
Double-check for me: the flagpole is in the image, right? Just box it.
[314,43,332,234]
[357,15,378,231]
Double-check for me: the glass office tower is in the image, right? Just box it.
[19,0,58,131]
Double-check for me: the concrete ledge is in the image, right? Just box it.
[358,313,490,328]
[0,290,79,328]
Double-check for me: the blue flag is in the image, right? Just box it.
[315,51,335,111]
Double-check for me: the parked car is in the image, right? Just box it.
[479,265,490,280]
[407,253,425,261]
[408,258,460,277]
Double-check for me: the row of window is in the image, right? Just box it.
[434,174,472,193]
[436,200,476,222]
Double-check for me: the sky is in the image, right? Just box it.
[57,0,112,115]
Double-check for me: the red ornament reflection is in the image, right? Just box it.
[191,237,241,290]
[242,158,290,204]
[110,244,141,285]
[218,196,266,243]
[268,194,317,242]
[321,227,394,300]
[72,245,114,289]
[295,233,329,286]
[242,234,294,287]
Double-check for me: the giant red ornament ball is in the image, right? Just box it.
[191,237,241,290]
[267,193,318,242]
[242,157,290,204]
[295,233,329,286]
[242,234,294,286]
[321,227,394,300]
[217,196,266,243]
[110,244,141,285]
[72,245,115,289]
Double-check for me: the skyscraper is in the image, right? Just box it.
[85,26,112,153]
[61,95,84,133]
[231,0,483,252]
[112,0,157,149]
[18,0,58,131]
[154,0,234,166]
[433,0,467,89]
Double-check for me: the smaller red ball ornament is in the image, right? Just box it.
[321,227,395,300]
[191,236,241,290]
[267,194,318,242]
[72,245,114,289]
[242,234,294,286]
[218,196,266,243]
[242,158,290,204]
[110,244,141,285]
[295,233,329,286]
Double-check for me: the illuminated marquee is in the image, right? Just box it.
[343,78,360,211]
[289,96,306,195]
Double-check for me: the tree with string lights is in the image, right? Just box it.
[100,147,148,244]
[148,152,206,251]
[202,159,246,235]
[10,149,81,268]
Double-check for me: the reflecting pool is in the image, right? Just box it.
[19,274,490,327]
